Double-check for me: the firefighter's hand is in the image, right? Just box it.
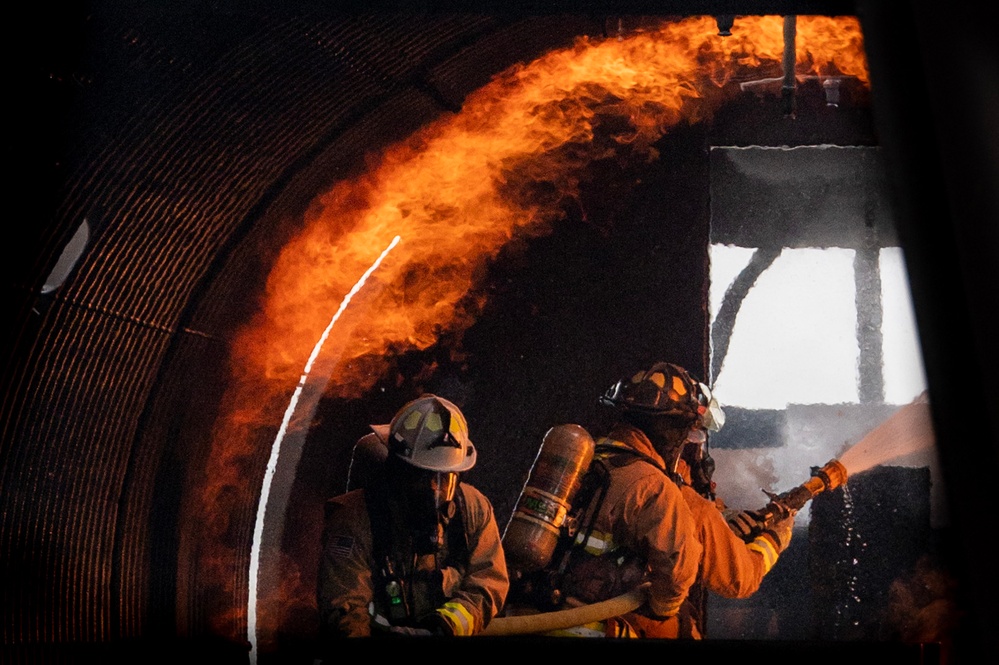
[764,514,795,553]
[725,509,764,542]
[386,626,434,637]
[418,611,454,636]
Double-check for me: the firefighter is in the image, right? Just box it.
[550,364,706,638]
[316,394,509,646]
[592,361,795,639]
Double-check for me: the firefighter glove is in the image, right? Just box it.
[726,509,764,542]
[418,611,455,636]
[763,513,794,554]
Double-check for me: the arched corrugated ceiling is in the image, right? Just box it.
[7,1,998,663]
[12,5,615,648]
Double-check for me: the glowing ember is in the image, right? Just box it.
[191,15,870,640]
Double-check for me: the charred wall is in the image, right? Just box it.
[810,466,936,641]
[9,4,606,656]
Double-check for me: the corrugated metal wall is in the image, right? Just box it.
[4,5,601,650]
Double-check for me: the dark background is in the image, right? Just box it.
[7,1,997,663]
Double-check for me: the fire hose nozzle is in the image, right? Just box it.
[773,459,849,515]
[811,459,848,492]
[743,459,850,543]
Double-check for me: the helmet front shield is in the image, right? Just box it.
[388,394,477,473]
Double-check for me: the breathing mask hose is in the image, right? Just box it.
[683,441,716,500]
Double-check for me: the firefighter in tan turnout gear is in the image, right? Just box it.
[622,363,796,637]
[316,395,509,645]
[538,362,793,638]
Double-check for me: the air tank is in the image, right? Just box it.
[503,424,596,573]
[345,426,390,491]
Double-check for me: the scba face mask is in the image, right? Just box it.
[400,465,459,554]
[697,382,725,433]
[431,470,458,510]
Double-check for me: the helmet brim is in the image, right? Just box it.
[369,423,391,444]
[399,443,477,473]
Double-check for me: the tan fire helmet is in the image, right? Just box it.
[600,361,725,432]
[388,394,477,473]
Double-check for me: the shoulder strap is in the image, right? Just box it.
[568,456,611,560]
[595,441,683,484]
[363,481,393,568]
[363,481,414,624]
[540,455,612,577]
[444,484,470,566]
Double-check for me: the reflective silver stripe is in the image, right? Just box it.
[747,536,779,573]
[369,602,391,627]
[439,601,476,636]
[574,529,615,555]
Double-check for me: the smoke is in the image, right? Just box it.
[710,448,780,511]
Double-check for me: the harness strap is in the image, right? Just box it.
[364,479,470,627]
[569,439,679,558]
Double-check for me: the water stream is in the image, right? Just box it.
[826,391,938,639]
[837,391,935,477]
[830,484,865,637]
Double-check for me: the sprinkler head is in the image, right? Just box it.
[715,15,735,36]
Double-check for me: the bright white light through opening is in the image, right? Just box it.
[710,244,926,409]
[710,246,862,409]
[880,247,928,404]
[707,242,933,527]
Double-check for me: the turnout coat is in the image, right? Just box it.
[317,479,509,638]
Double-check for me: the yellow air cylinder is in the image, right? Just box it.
[503,424,596,573]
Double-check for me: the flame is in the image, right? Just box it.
[233,15,867,400]
[796,15,869,82]
[189,15,870,640]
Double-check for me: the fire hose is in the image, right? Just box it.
[485,461,848,636]
[479,583,650,636]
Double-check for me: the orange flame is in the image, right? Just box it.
[234,15,867,398]
[192,15,869,639]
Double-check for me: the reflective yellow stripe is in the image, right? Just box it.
[439,601,476,636]
[594,437,629,451]
[747,536,779,573]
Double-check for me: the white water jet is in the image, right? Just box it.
[838,391,935,476]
